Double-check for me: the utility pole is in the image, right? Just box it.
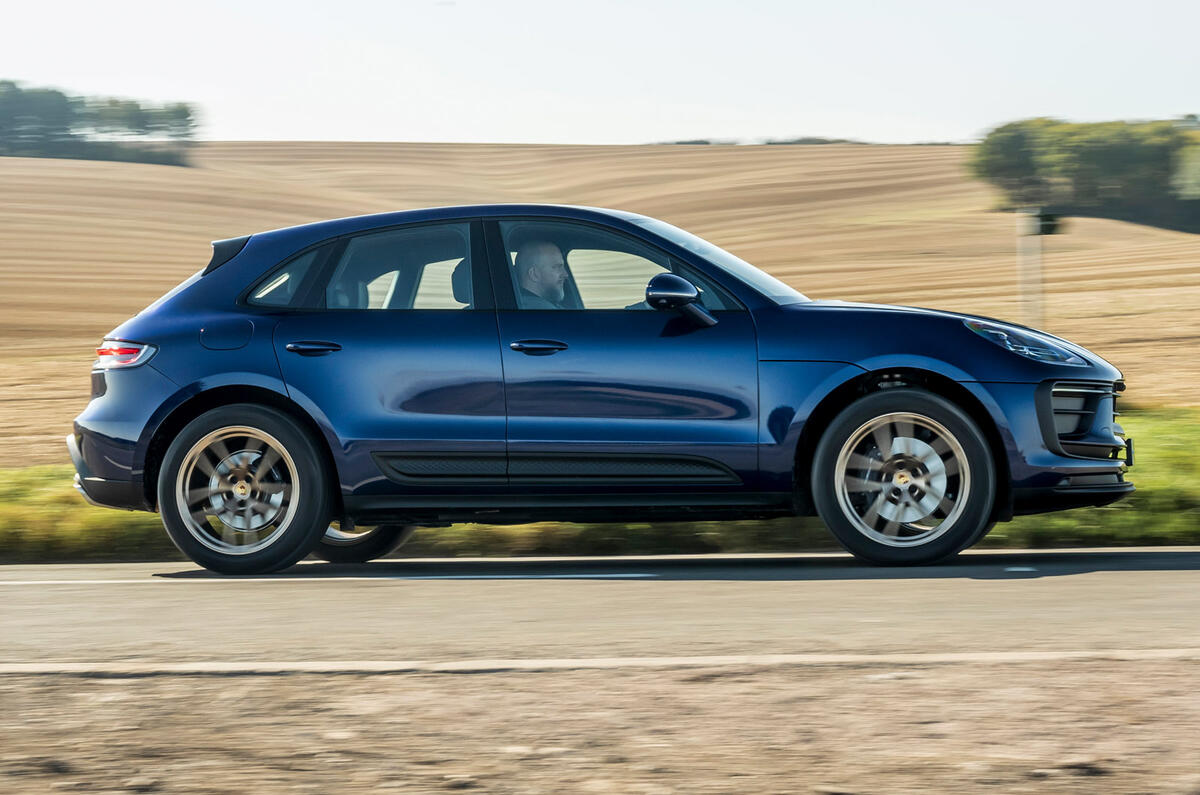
[1016,207,1060,329]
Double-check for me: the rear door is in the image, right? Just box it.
[263,219,508,500]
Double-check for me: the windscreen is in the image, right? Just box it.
[631,218,809,305]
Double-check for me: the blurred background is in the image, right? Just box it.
[1,0,1197,559]
[3,3,1200,792]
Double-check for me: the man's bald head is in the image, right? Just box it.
[514,240,567,305]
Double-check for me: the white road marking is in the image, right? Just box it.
[0,573,658,586]
[3,648,1199,676]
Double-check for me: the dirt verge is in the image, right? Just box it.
[4,660,1199,793]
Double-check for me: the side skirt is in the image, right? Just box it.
[344,492,795,526]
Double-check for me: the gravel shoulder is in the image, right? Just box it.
[5,661,1200,794]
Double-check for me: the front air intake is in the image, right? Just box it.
[1040,381,1127,460]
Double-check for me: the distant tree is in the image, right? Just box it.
[763,136,865,145]
[0,81,79,155]
[969,119,1054,206]
[971,116,1198,231]
[0,79,197,165]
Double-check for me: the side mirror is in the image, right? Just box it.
[645,273,718,327]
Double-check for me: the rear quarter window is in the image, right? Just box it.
[247,248,322,307]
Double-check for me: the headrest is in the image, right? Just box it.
[451,258,472,304]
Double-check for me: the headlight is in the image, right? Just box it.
[964,320,1087,366]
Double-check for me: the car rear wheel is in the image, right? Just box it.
[812,389,995,565]
[157,404,332,575]
[312,522,416,563]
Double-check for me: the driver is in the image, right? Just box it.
[514,240,568,309]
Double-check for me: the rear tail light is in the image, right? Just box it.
[94,339,157,369]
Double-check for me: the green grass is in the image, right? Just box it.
[2,409,1196,563]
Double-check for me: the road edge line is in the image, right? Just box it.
[4,648,1200,676]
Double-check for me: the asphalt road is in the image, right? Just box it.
[4,548,1200,667]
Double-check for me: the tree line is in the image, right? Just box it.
[970,116,1200,230]
[0,80,196,166]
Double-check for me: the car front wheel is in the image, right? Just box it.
[811,389,995,565]
[157,404,332,575]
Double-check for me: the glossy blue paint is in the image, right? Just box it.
[70,204,1132,522]
[497,308,759,493]
[272,309,507,499]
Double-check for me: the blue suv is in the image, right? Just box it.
[69,205,1133,573]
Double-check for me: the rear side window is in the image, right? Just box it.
[247,248,321,307]
[325,223,472,310]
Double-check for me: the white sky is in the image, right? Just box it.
[4,0,1198,144]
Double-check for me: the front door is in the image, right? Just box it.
[487,218,760,500]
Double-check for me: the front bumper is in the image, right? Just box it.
[67,433,147,511]
[1013,473,1134,515]
[968,381,1133,519]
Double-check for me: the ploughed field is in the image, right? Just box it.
[1,142,1197,465]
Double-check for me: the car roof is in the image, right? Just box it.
[246,204,653,251]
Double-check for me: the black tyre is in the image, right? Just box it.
[811,389,995,565]
[311,523,416,563]
[157,403,332,574]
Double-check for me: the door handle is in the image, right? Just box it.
[509,339,568,356]
[285,340,342,356]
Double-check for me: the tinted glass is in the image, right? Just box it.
[631,218,809,305]
[499,220,734,311]
[325,223,472,310]
[248,248,321,307]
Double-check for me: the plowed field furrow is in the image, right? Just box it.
[2,142,1196,464]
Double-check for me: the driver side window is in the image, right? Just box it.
[498,220,732,311]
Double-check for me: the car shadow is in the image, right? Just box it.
[154,548,1200,582]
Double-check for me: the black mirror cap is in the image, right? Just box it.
[646,273,699,310]
[646,273,717,327]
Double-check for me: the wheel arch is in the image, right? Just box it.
[793,368,1011,521]
[141,385,342,515]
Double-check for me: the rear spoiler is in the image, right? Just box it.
[203,235,251,275]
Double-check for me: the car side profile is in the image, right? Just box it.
[68,205,1133,573]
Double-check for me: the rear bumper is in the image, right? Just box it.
[67,433,148,511]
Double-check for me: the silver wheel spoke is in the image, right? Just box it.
[861,491,888,527]
[871,424,894,458]
[208,438,233,468]
[175,426,299,557]
[190,505,219,521]
[918,449,943,469]
[195,450,218,478]
[185,485,225,506]
[916,489,946,516]
[254,447,282,481]
[844,476,886,493]
[920,481,946,503]
[846,453,884,472]
[835,411,972,549]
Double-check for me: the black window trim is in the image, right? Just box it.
[482,216,747,313]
